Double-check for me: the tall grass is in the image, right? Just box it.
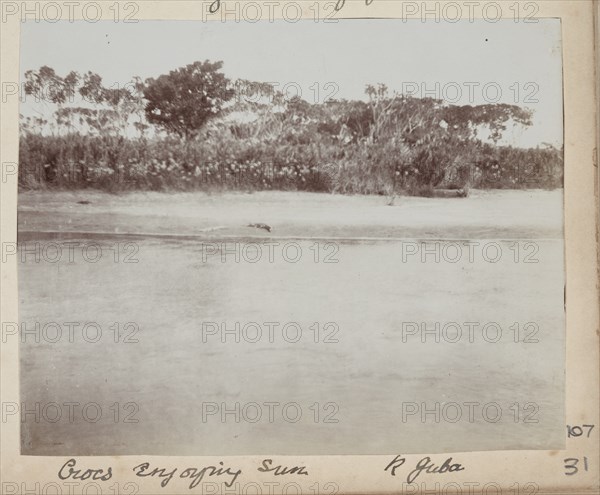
[18,132,563,193]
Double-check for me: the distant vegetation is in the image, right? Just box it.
[19,62,563,196]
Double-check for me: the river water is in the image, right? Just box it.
[19,233,564,455]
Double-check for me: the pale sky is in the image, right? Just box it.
[20,19,563,147]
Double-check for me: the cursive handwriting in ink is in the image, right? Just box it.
[384,454,465,483]
[133,462,177,488]
[335,0,375,12]
[58,458,112,482]
[209,0,221,14]
[258,459,309,476]
[209,0,375,14]
[180,462,242,489]
[133,461,242,489]
[407,456,465,483]
[384,454,407,477]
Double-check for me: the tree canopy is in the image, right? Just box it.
[143,60,234,140]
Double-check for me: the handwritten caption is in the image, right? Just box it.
[56,455,466,490]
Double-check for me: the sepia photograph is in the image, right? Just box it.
[16,18,565,456]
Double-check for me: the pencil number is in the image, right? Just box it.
[566,424,595,438]
[564,457,589,476]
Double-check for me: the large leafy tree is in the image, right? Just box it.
[355,86,534,193]
[144,60,234,140]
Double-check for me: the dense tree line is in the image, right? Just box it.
[19,62,563,195]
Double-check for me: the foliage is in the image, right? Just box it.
[144,61,234,139]
[19,63,563,195]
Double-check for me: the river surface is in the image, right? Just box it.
[18,190,565,455]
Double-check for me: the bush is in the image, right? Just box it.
[18,96,563,194]
[18,130,563,193]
